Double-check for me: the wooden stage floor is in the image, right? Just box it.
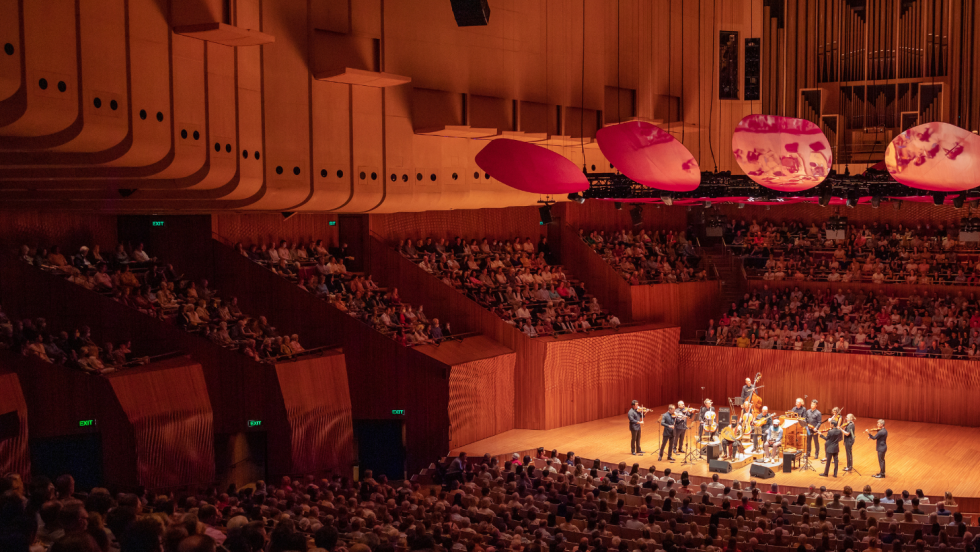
[452,406,980,500]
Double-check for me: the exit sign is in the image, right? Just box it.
[79,419,95,427]
[152,221,165,227]
[392,409,405,415]
[248,420,262,427]
[328,221,337,226]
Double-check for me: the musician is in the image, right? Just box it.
[739,401,755,431]
[790,398,806,418]
[674,400,689,454]
[842,414,856,472]
[763,421,783,462]
[628,400,645,455]
[819,420,843,478]
[721,418,740,460]
[741,378,755,403]
[752,406,772,451]
[805,400,823,459]
[867,419,888,478]
[658,404,676,462]
[698,399,716,441]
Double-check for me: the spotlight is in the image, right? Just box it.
[567,192,585,204]
[660,193,674,206]
[871,195,881,208]
[738,203,745,209]
[629,205,644,226]
[954,192,967,209]
[614,202,623,210]
[893,200,902,210]
[846,196,857,208]
[704,200,712,208]
[933,192,946,206]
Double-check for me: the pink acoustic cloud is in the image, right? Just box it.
[474,139,589,194]
[595,121,700,192]
[732,114,832,192]
[885,122,980,192]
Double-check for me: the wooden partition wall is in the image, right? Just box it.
[748,279,980,299]
[0,369,29,480]
[556,225,719,336]
[678,345,980,427]
[364,237,682,430]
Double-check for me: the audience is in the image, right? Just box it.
[0,454,967,552]
[399,235,625,335]
[580,229,709,284]
[240,239,454,347]
[19,243,308,364]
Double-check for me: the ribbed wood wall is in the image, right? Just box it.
[0,370,30,480]
[369,206,547,244]
[447,342,517,450]
[211,213,340,249]
[678,344,980,427]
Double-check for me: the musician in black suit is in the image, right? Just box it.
[741,378,755,404]
[628,400,645,455]
[842,413,856,472]
[805,400,822,459]
[674,400,689,454]
[698,399,715,441]
[867,419,888,478]
[819,420,843,477]
[658,404,676,462]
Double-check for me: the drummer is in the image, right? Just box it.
[752,406,773,451]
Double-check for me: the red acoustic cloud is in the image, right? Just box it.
[474,139,589,194]
[732,114,832,192]
[595,121,700,192]
[885,122,980,192]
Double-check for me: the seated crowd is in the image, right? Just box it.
[3,444,967,552]
[702,285,980,359]
[238,239,453,347]
[579,229,710,284]
[0,306,148,375]
[725,219,979,285]
[19,243,306,364]
[398,236,622,337]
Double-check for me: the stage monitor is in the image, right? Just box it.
[750,464,776,479]
[709,459,732,473]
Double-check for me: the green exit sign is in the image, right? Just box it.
[392,409,405,415]
[79,419,94,427]
[152,221,165,227]
[328,221,337,226]
[248,420,262,427]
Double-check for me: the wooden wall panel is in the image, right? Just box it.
[630,281,721,338]
[107,358,215,490]
[0,212,117,254]
[0,370,30,481]
[369,206,547,243]
[556,201,689,234]
[448,351,517,450]
[714,202,968,228]
[677,344,980,427]
[212,213,340,249]
[274,353,355,476]
[557,223,634,320]
[543,326,680,427]
[747,279,980,300]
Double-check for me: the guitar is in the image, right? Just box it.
[752,413,776,427]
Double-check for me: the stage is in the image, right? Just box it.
[451,405,980,504]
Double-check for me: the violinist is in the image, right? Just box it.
[674,400,690,454]
[866,419,888,478]
[842,413,856,472]
[658,404,676,462]
[628,400,646,455]
[819,420,843,478]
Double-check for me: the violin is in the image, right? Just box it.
[635,405,653,414]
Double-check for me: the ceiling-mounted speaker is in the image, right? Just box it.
[450,0,490,26]
[539,205,554,224]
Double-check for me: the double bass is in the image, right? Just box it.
[747,372,764,417]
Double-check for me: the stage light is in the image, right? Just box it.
[893,200,902,210]
[704,200,712,208]
[933,192,946,206]
[614,202,623,210]
[871,195,881,208]
[954,192,967,209]
[567,192,585,204]
[660,193,674,206]
[818,188,832,207]
[738,203,745,209]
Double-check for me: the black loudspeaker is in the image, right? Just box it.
[0,410,20,441]
[630,205,643,226]
[782,452,795,473]
[538,205,553,224]
[750,464,776,479]
[709,459,732,473]
[744,38,761,101]
[450,0,490,26]
[701,443,722,461]
[718,408,731,426]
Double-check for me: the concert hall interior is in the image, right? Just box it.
[5,0,980,551]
